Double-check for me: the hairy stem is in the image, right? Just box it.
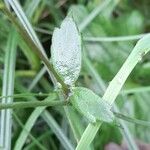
[0,99,68,110]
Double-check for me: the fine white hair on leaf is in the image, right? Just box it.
[51,17,81,86]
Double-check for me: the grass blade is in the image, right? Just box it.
[7,0,46,56]
[14,107,46,150]
[83,51,138,150]
[0,29,17,150]
[13,112,47,150]
[0,98,67,110]
[28,67,46,91]
[24,0,41,19]
[113,105,139,150]
[14,83,74,150]
[23,131,51,150]
[76,34,150,150]
[79,0,112,31]
[114,111,150,127]
[42,110,74,150]
[84,33,147,42]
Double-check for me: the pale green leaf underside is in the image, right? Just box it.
[71,87,114,123]
[51,17,81,86]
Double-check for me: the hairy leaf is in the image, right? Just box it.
[51,17,81,86]
[71,87,114,123]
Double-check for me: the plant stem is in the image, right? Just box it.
[121,86,150,94]
[114,112,150,127]
[83,33,147,42]
[0,99,68,110]
[0,92,56,100]
[113,105,139,150]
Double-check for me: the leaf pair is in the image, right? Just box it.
[51,17,113,123]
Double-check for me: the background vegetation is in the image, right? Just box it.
[0,0,150,149]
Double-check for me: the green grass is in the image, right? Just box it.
[0,0,150,150]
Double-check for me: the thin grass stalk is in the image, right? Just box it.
[0,99,67,110]
[28,67,46,91]
[83,33,147,42]
[0,29,17,150]
[0,92,56,100]
[23,131,51,150]
[114,112,150,127]
[42,110,75,150]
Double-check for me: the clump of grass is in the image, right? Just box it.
[0,0,150,150]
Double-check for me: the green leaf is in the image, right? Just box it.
[51,17,81,86]
[70,87,114,123]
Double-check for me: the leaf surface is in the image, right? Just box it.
[51,17,81,86]
[71,87,114,123]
